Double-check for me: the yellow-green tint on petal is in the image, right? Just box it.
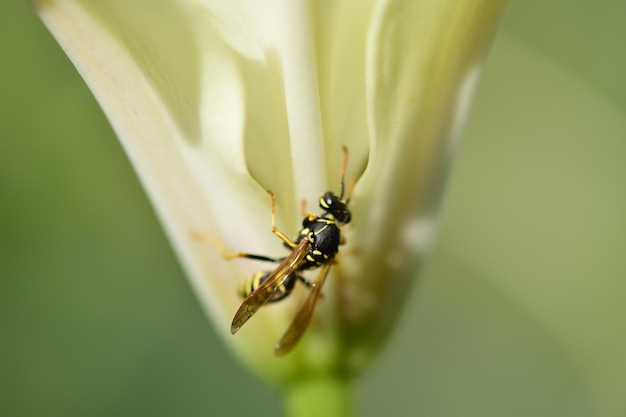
[338,0,507,368]
[310,0,375,181]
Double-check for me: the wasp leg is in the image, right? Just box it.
[296,274,314,289]
[191,231,284,263]
[300,199,317,222]
[225,252,284,262]
[268,190,299,248]
[295,274,324,301]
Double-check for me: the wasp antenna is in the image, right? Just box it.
[345,176,357,204]
[339,145,349,199]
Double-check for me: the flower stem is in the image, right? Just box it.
[282,375,353,417]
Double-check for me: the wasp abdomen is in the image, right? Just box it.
[239,271,297,303]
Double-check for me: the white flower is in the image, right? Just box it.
[35,0,506,405]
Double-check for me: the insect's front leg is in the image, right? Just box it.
[267,190,299,248]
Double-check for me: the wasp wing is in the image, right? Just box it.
[231,238,311,334]
[274,262,332,356]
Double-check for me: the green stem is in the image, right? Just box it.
[282,375,353,417]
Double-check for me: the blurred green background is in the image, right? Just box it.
[1,1,625,416]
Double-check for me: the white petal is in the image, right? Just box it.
[35,0,294,372]
[338,0,507,366]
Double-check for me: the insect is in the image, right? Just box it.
[219,146,353,356]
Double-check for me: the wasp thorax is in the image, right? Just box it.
[319,191,352,225]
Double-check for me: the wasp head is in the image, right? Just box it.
[319,191,351,225]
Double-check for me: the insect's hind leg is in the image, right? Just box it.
[227,252,284,263]
[191,230,284,263]
[295,274,325,301]
[296,274,314,289]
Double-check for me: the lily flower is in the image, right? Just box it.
[35,0,506,414]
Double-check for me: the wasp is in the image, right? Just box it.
[217,146,353,356]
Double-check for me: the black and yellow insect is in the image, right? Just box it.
[223,146,353,356]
